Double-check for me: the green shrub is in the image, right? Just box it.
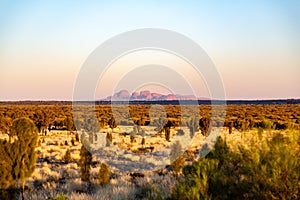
[98,163,110,185]
[170,132,300,200]
[0,118,38,200]
[171,155,186,175]
[46,192,69,200]
[79,146,92,182]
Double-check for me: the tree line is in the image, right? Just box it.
[0,104,299,136]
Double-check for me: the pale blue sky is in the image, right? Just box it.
[0,1,299,100]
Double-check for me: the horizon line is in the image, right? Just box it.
[0,98,300,103]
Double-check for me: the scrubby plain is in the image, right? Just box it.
[0,103,299,199]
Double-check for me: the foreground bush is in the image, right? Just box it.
[46,192,69,200]
[79,145,92,182]
[171,131,300,200]
[0,118,38,200]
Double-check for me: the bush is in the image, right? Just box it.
[165,127,170,142]
[171,132,300,199]
[98,163,110,185]
[64,149,72,163]
[79,146,92,182]
[75,132,79,142]
[0,118,38,200]
[46,192,69,200]
[171,155,186,175]
[141,137,146,146]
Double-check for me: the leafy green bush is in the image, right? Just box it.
[0,118,38,200]
[171,132,300,200]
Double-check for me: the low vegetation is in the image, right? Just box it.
[0,102,299,199]
[171,130,300,199]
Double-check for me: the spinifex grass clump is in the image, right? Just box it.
[171,131,300,200]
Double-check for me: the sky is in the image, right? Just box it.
[0,0,299,100]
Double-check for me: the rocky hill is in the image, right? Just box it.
[103,90,208,101]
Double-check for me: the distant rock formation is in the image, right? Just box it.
[102,89,208,101]
[113,90,130,100]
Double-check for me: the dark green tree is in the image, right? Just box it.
[8,118,38,200]
[0,140,15,191]
[79,145,92,182]
[64,116,75,131]
[32,110,49,133]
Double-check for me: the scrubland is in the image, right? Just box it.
[0,103,299,199]
[19,128,300,200]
